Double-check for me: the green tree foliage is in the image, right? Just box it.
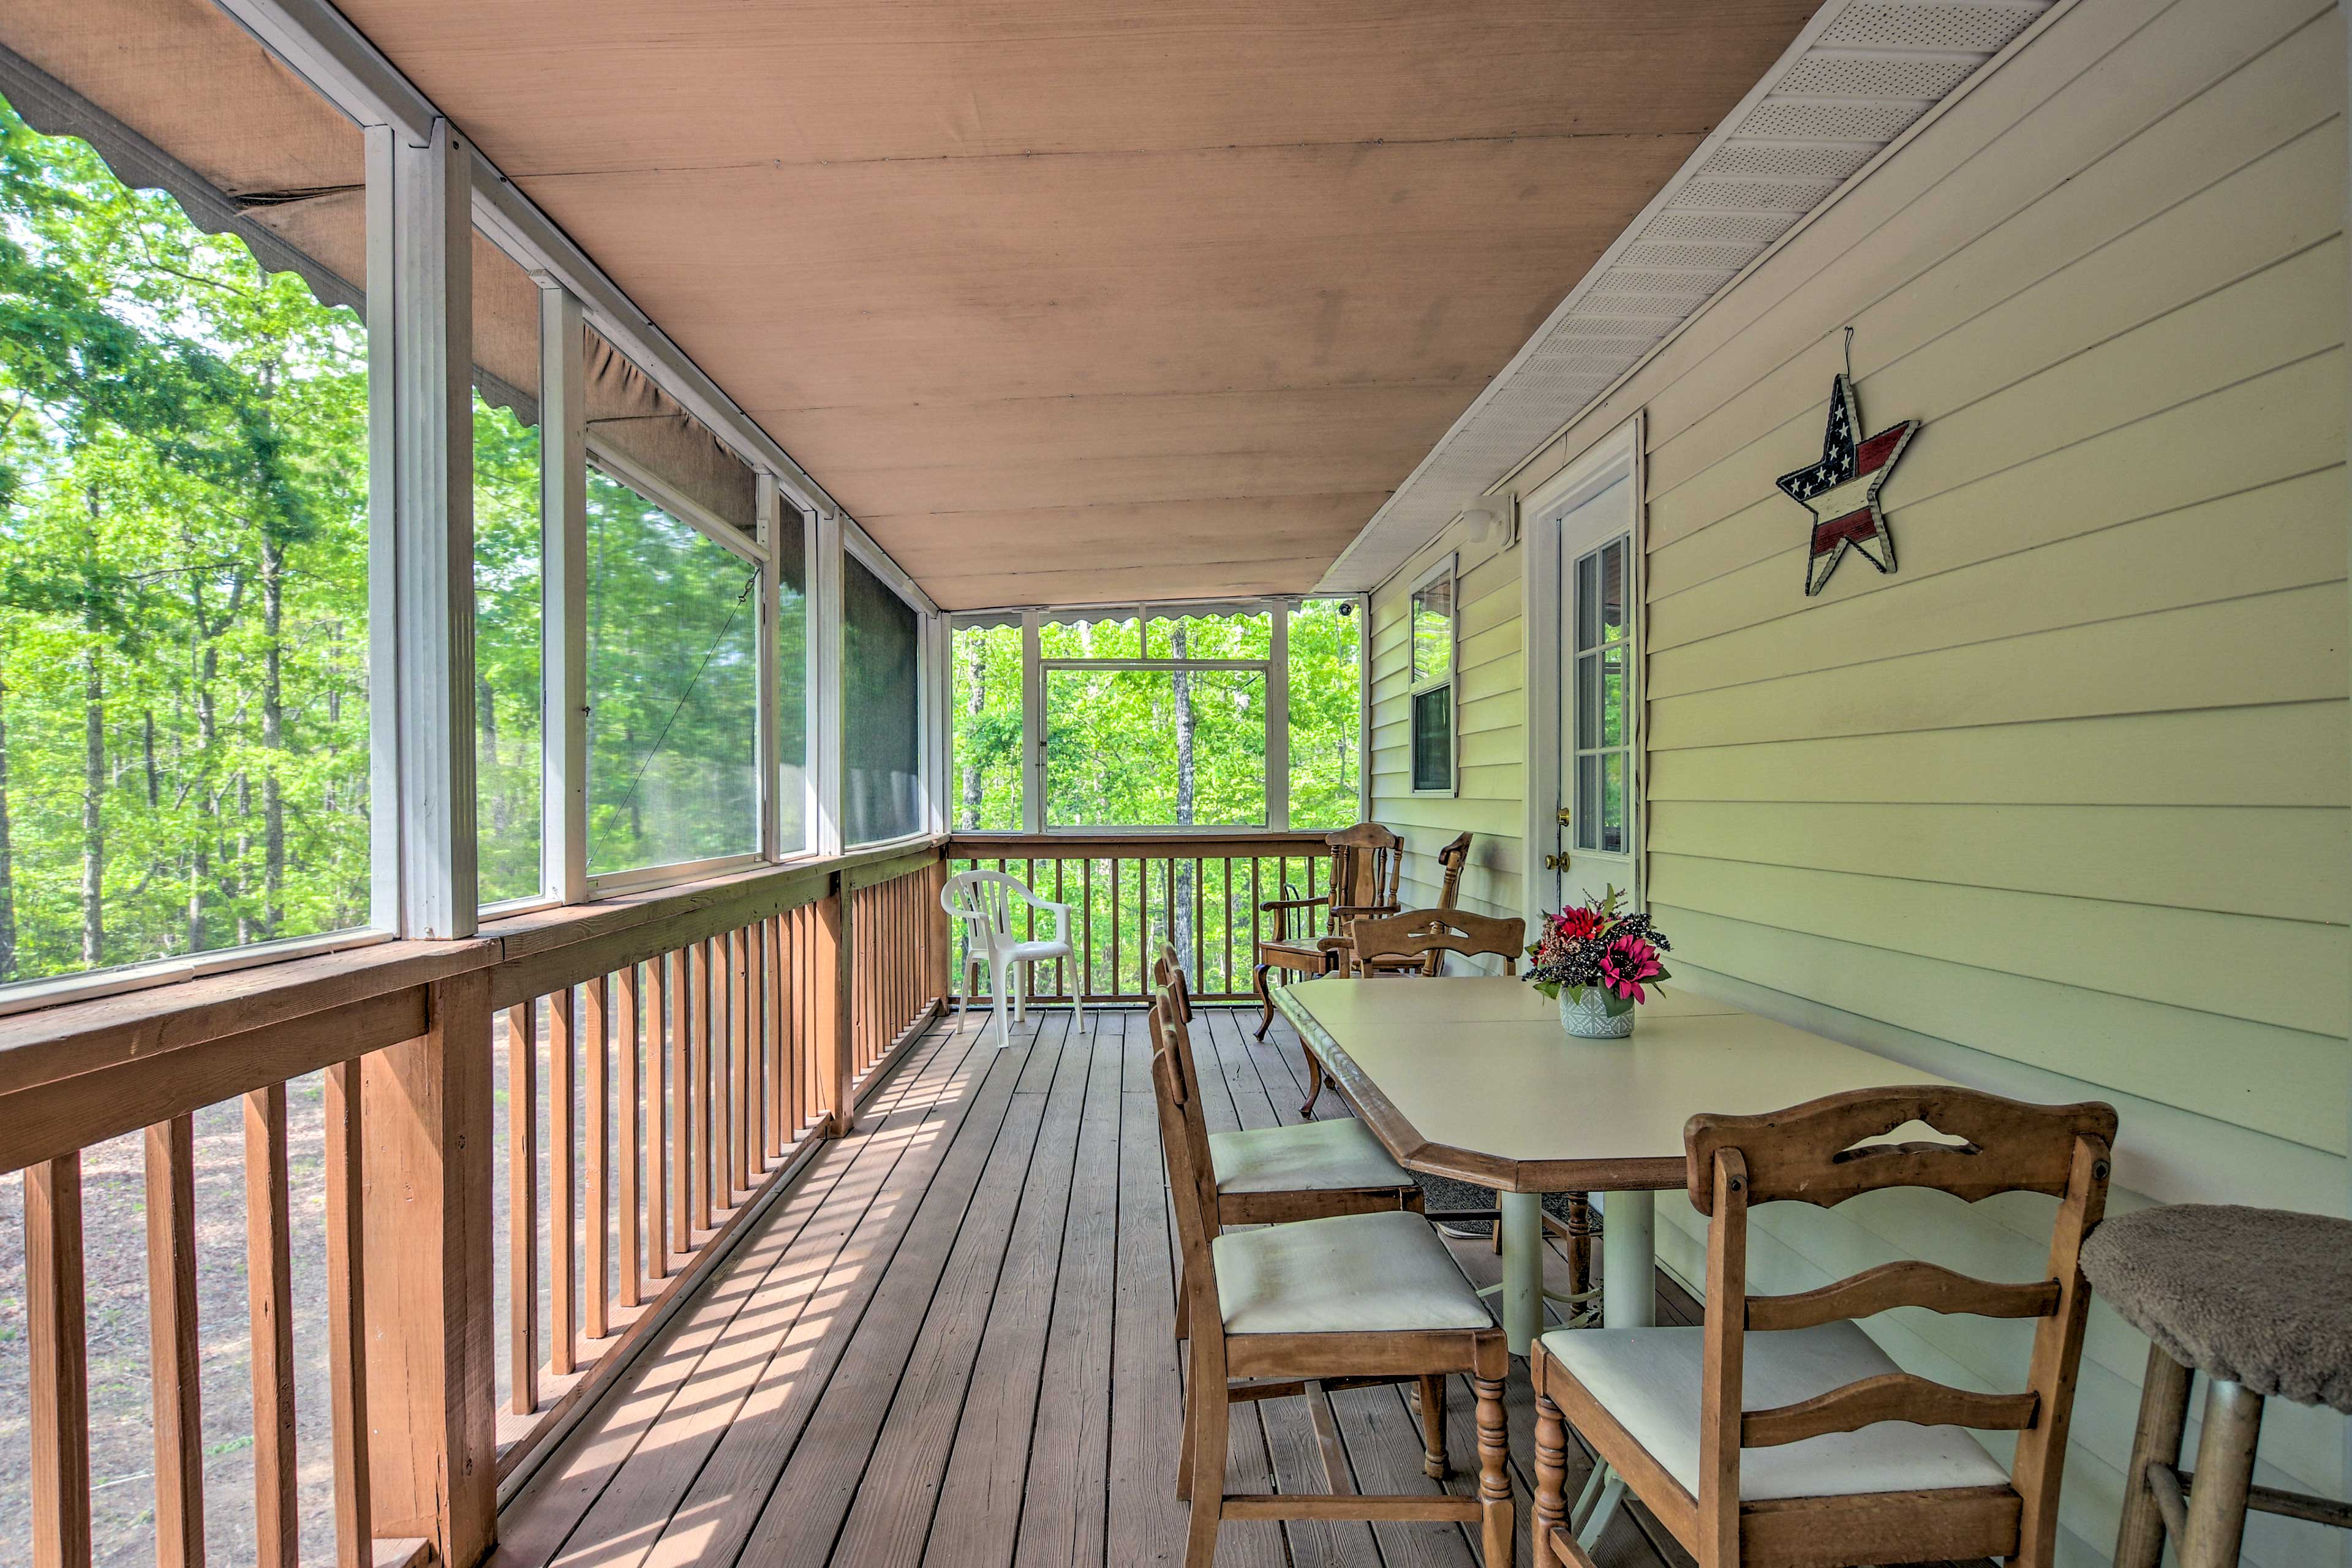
[0,94,370,982]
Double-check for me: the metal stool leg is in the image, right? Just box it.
[2180,1379,2265,1568]
[2114,1345,2193,1568]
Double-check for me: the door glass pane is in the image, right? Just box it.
[844,554,924,846]
[585,466,760,875]
[1600,646,1626,748]
[1600,538,1627,641]
[1575,551,1598,652]
[1576,652,1599,750]
[1411,685,1453,794]
[1576,755,1599,851]
[1047,667,1266,826]
[1602,753,1627,854]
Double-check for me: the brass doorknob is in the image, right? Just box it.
[1544,852,1568,871]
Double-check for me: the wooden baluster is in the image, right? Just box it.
[773,914,790,1155]
[618,962,643,1310]
[688,938,713,1235]
[548,986,577,1377]
[1108,859,1121,1006]
[1221,856,1234,996]
[246,1083,298,1568]
[647,955,671,1283]
[584,974,611,1343]
[668,948,690,1260]
[323,1060,372,1568]
[731,925,752,1197]
[145,1115,203,1568]
[27,1152,89,1568]
[817,880,853,1134]
[504,1000,540,1412]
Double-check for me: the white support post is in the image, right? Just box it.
[755,473,783,860]
[1020,612,1044,834]
[537,281,588,904]
[367,118,477,938]
[813,509,845,856]
[925,612,951,835]
[1267,602,1291,832]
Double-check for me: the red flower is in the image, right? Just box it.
[1550,907,1606,944]
[1597,934,1664,1004]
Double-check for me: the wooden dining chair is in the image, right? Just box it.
[1531,1085,2116,1568]
[1252,821,1404,1040]
[1348,908,1525,978]
[1358,833,1478,979]
[1150,946,1424,1342]
[1148,985,1515,1567]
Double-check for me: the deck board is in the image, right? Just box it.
[497,1005,1975,1568]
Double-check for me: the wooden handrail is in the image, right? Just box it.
[948,830,1329,858]
[1,837,952,1568]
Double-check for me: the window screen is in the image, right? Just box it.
[1411,686,1453,794]
[843,554,923,846]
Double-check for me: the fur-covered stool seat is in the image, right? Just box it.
[2084,1204,2352,1568]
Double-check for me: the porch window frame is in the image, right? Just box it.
[949,596,1371,839]
[1408,554,1460,799]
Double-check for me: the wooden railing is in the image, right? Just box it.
[944,832,1332,1002]
[0,839,948,1568]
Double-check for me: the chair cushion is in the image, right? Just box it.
[1214,1210,1494,1336]
[2081,1204,2352,1412]
[1209,1118,1415,1196]
[1540,1321,2008,1502]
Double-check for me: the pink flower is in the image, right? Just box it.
[1597,934,1664,1004]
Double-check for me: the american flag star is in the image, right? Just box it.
[1776,372,1917,596]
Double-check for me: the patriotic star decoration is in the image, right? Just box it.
[1775,372,1918,596]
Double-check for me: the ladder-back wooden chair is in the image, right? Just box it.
[1150,946,1423,1343]
[1348,908,1524,977]
[1148,985,1514,1567]
[1251,821,1403,1040]
[1531,1085,2116,1568]
[1359,832,1479,978]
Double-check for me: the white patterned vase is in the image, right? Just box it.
[1558,987,1635,1039]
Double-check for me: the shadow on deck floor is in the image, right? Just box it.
[491,1005,1988,1568]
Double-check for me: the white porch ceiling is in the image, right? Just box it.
[1317,0,2059,593]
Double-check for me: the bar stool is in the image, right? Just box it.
[2084,1204,2352,1567]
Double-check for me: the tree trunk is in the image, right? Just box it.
[0,658,16,982]
[960,635,987,830]
[262,530,286,938]
[81,648,104,969]
[1170,624,1196,977]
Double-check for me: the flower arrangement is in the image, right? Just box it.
[1523,886,1673,1021]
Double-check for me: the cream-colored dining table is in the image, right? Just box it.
[1272,974,1950,1355]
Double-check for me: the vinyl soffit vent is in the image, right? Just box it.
[1317,0,2057,592]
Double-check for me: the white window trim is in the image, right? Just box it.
[1408,554,1460,799]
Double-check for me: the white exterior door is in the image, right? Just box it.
[1551,477,1637,911]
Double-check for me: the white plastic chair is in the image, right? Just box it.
[941,868,1087,1048]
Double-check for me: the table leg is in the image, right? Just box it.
[1601,1190,1654,1329]
[1498,1190,1545,1355]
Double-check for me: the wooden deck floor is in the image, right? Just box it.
[492,1005,1977,1568]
